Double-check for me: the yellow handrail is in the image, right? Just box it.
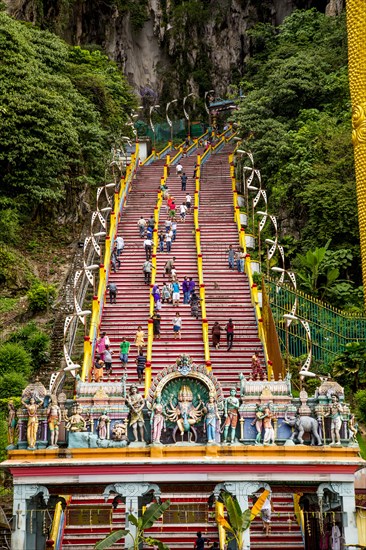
[228,151,271,377]
[141,150,155,166]
[145,178,165,397]
[157,141,172,159]
[81,145,140,381]
[194,161,211,370]
[170,147,183,164]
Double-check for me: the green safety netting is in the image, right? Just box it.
[135,119,206,143]
[266,279,366,366]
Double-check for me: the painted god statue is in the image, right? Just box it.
[166,384,204,442]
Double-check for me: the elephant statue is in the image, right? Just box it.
[283,410,322,446]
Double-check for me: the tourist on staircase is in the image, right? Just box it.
[211,321,223,349]
[172,312,182,339]
[137,215,146,237]
[134,325,145,354]
[226,318,235,351]
[119,337,130,369]
[181,172,187,191]
[144,235,152,259]
[136,351,146,384]
[143,258,153,284]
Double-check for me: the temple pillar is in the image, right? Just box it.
[12,484,49,550]
[317,481,358,546]
[214,481,271,550]
[103,482,161,549]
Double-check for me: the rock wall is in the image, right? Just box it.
[5,0,344,98]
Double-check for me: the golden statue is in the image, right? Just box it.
[22,397,41,450]
[347,0,366,298]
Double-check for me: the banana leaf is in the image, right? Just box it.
[94,529,129,550]
[141,500,170,530]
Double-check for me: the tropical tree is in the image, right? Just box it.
[332,342,366,393]
[94,500,170,550]
[216,491,270,550]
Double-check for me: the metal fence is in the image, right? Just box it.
[266,278,366,366]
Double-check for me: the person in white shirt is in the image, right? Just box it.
[137,217,146,238]
[176,162,183,175]
[185,194,192,214]
[116,236,124,256]
[165,232,172,253]
[180,203,187,222]
[144,237,152,260]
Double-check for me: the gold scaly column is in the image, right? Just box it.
[347,0,366,303]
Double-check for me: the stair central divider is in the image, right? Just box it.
[81,145,140,381]
[145,172,165,397]
[228,149,272,378]
[195,152,211,369]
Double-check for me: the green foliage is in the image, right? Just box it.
[0,208,20,245]
[355,390,366,423]
[8,322,50,368]
[27,280,57,312]
[0,372,28,399]
[332,342,366,393]
[219,492,252,548]
[0,12,135,220]
[234,9,360,307]
[0,297,18,314]
[0,244,34,294]
[0,342,32,378]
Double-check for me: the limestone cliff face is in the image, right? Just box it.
[5,0,344,97]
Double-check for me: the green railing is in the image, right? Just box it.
[266,278,366,366]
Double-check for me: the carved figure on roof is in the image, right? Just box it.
[263,404,275,446]
[66,403,87,432]
[284,408,322,446]
[348,414,358,444]
[151,393,165,444]
[97,412,110,440]
[22,397,42,449]
[127,385,145,442]
[165,384,204,442]
[223,388,240,443]
[251,404,264,445]
[47,394,61,448]
[112,420,127,441]
[203,393,220,444]
[7,400,17,448]
[324,395,343,446]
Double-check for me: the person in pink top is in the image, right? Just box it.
[96,332,110,361]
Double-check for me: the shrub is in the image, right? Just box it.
[27,280,57,312]
[0,208,20,245]
[9,322,50,367]
[0,342,32,377]
[0,372,28,399]
[355,390,366,422]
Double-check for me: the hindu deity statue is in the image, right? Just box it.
[203,393,220,443]
[22,397,42,450]
[66,403,87,432]
[47,394,61,448]
[151,393,165,444]
[166,384,204,442]
[126,384,145,443]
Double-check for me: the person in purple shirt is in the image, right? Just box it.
[188,277,196,301]
[182,277,190,304]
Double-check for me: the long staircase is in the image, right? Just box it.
[199,147,264,392]
[62,146,304,550]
